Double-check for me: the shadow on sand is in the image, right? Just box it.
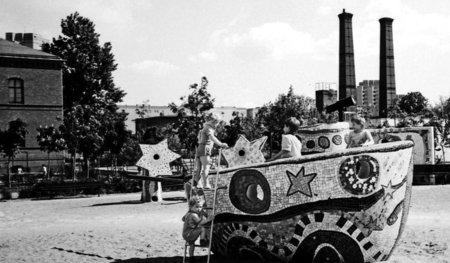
[91,200,144,207]
[111,255,257,263]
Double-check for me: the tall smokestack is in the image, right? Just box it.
[379,17,396,118]
[338,9,356,102]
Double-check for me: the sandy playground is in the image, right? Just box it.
[0,186,449,263]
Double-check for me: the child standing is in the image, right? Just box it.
[268,117,302,161]
[195,113,228,189]
[347,116,374,148]
[182,198,214,262]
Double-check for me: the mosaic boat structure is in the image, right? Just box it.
[200,139,414,263]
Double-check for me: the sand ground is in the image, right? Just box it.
[0,186,449,263]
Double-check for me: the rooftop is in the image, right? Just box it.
[0,38,61,60]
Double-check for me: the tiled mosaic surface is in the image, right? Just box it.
[199,141,414,263]
[136,139,180,177]
[298,123,350,154]
[222,135,267,167]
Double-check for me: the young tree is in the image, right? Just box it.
[256,86,315,150]
[0,119,28,188]
[217,112,265,147]
[43,12,126,177]
[136,100,150,119]
[36,125,66,179]
[169,77,214,155]
[398,92,428,115]
[387,97,406,127]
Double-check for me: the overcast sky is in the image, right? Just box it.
[1,0,450,107]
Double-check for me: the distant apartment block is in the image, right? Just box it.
[356,80,379,117]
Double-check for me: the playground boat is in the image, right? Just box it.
[199,124,414,263]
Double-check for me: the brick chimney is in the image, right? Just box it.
[338,9,357,102]
[5,32,48,50]
[379,18,396,118]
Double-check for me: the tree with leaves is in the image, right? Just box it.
[398,92,428,116]
[43,12,127,178]
[256,86,315,150]
[217,112,265,147]
[169,77,214,155]
[36,125,66,179]
[0,119,28,188]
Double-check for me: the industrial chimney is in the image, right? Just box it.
[379,18,396,118]
[338,9,357,101]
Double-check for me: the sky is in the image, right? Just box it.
[1,0,450,107]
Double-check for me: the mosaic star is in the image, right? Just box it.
[136,139,180,177]
[382,180,398,200]
[222,135,267,167]
[286,167,317,197]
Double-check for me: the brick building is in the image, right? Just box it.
[315,82,337,114]
[0,37,64,173]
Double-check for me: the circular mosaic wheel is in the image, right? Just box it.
[229,169,271,214]
[318,136,330,149]
[292,230,364,263]
[339,156,379,195]
[306,140,316,149]
[332,135,343,145]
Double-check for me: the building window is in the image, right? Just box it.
[8,78,24,104]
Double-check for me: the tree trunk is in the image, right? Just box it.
[72,153,76,181]
[47,152,51,180]
[86,158,90,179]
[7,157,11,188]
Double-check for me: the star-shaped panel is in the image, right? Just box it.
[382,180,398,200]
[222,135,267,167]
[286,167,317,197]
[136,139,180,177]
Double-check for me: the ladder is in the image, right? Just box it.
[183,149,223,263]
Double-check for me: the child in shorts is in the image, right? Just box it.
[268,117,302,161]
[182,198,214,262]
[347,116,374,148]
[195,113,228,189]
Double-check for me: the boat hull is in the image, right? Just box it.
[202,141,414,263]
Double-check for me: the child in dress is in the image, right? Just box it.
[182,198,214,262]
[195,113,228,189]
[268,117,302,161]
[347,116,374,148]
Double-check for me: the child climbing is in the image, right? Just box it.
[267,117,302,161]
[346,116,374,148]
[194,113,228,189]
[182,198,214,262]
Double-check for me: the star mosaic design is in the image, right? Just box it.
[382,180,398,200]
[363,216,384,236]
[286,167,317,197]
[222,135,267,167]
[136,139,180,177]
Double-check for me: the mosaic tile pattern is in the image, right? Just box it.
[222,135,267,167]
[298,123,350,154]
[196,140,414,263]
[135,139,180,176]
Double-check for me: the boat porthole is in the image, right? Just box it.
[339,156,379,195]
[318,136,330,149]
[229,169,271,214]
[332,135,343,145]
[306,140,316,149]
[153,154,160,160]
